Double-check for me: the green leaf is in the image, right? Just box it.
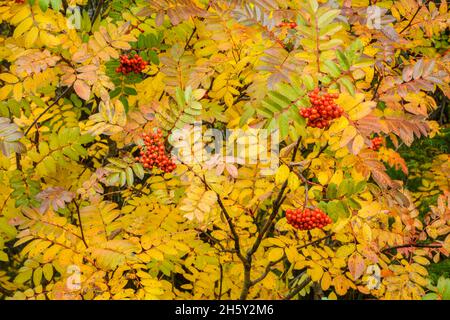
[337,179,354,197]
[278,113,289,139]
[132,163,145,179]
[339,77,355,96]
[336,50,350,71]
[50,0,61,11]
[239,106,255,127]
[326,183,337,199]
[318,9,340,28]
[322,60,341,78]
[39,0,49,12]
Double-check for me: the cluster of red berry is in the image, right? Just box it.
[286,207,332,231]
[369,136,383,151]
[15,0,25,3]
[277,21,297,29]
[299,88,343,129]
[135,129,176,173]
[116,54,148,75]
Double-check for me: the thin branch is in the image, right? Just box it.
[91,0,105,24]
[218,262,223,300]
[24,86,72,136]
[381,242,442,253]
[72,200,88,248]
[284,275,312,300]
[371,68,382,101]
[181,161,247,264]
[246,137,302,258]
[296,233,332,250]
[399,3,423,34]
[250,256,284,286]
[184,25,197,51]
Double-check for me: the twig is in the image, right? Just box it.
[91,0,105,24]
[296,233,332,250]
[381,243,442,253]
[24,86,72,136]
[250,256,284,286]
[184,25,197,51]
[72,200,88,248]
[218,262,223,300]
[284,275,312,300]
[181,161,247,264]
[399,3,423,34]
[247,137,302,258]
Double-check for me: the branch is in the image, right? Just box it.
[239,137,302,300]
[184,25,197,51]
[72,199,88,248]
[91,0,105,24]
[24,86,72,136]
[250,256,284,286]
[296,233,332,250]
[181,161,247,264]
[283,275,312,300]
[246,137,302,259]
[399,3,423,34]
[218,261,224,300]
[381,242,442,253]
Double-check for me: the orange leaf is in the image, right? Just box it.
[348,252,365,280]
[74,79,91,101]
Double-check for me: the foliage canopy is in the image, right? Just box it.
[0,0,449,300]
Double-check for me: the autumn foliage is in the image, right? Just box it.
[0,0,449,301]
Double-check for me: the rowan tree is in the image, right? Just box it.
[0,0,449,300]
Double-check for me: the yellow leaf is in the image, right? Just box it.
[330,169,343,185]
[348,101,376,121]
[352,134,364,155]
[412,256,430,266]
[13,83,22,101]
[146,248,164,261]
[0,73,19,83]
[339,125,357,147]
[288,172,300,191]
[275,164,290,185]
[317,171,328,185]
[224,92,234,107]
[0,85,12,100]
[362,223,372,242]
[42,264,53,281]
[39,30,60,47]
[10,6,31,25]
[333,275,349,295]
[336,244,355,258]
[321,271,331,291]
[13,17,33,38]
[308,264,323,281]
[285,246,298,263]
[267,247,284,262]
[328,117,349,134]
[25,27,39,48]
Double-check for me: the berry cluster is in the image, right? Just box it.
[369,136,383,151]
[116,54,148,75]
[15,0,25,3]
[278,21,297,29]
[135,129,176,173]
[286,207,332,231]
[300,88,343,129]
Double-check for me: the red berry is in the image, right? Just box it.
[285,207,332,231]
